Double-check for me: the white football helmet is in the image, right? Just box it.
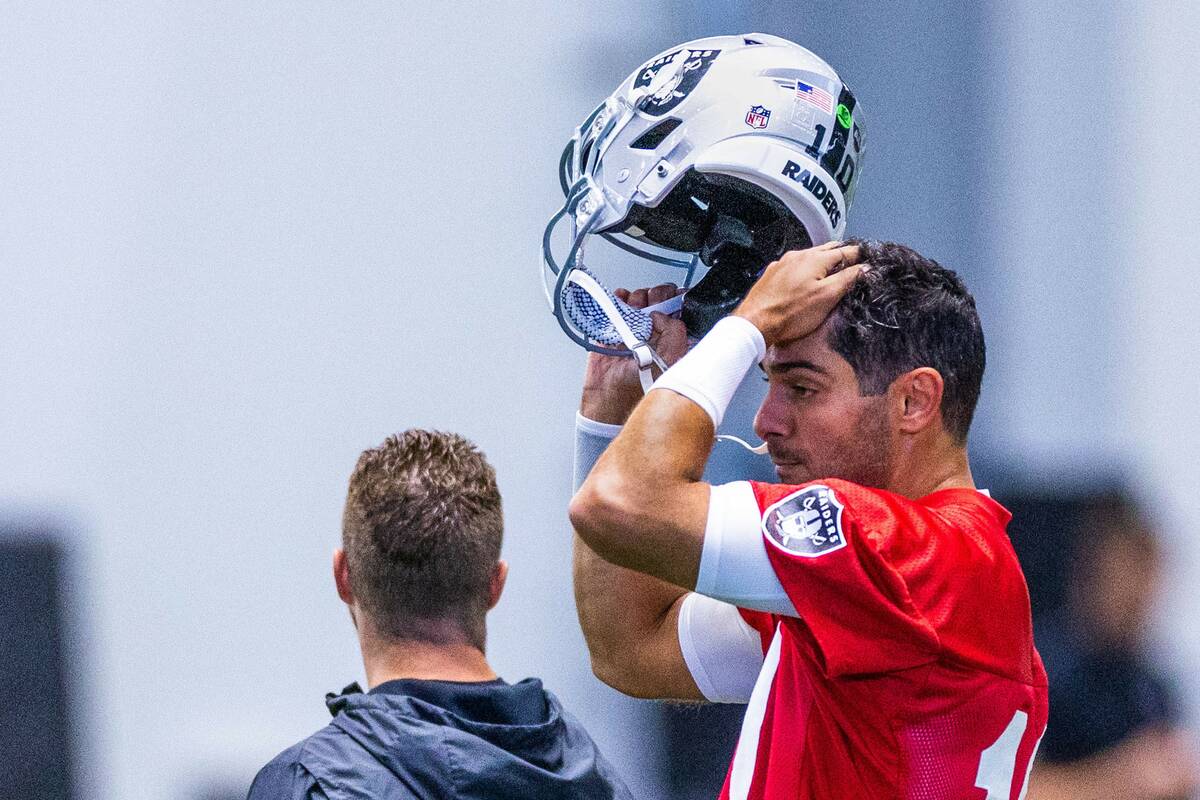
[542,33,866,388]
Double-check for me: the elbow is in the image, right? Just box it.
[571,594,642,695]
[583,633,667,695]
[586,648,623,691]
[569,474,637,560]
[567,481,608,545]
[590,658,654,699]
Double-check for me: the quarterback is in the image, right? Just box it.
[570,241,1048,799]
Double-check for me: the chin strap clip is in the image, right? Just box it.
[563,268,673,394]
[630,341,670,394]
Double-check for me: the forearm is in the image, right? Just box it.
[609,390,715,488]
[572,316,766,585]
[577,392,712,585]
[590,314,765,505]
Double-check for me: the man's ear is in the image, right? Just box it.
[488,560,509,611]
[333,547,354,605]
[894,367,944,435]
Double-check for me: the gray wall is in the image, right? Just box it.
[1116,2,1200,726]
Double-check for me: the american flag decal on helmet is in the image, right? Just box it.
[795,80,833,114]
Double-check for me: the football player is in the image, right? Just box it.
[570,241,1049,799]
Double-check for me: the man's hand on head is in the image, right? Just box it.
[579,283,689,425]
[574,246,863,587]
[733,242,865,346]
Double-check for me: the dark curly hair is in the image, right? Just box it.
[828,241,985,443]
[342,430,503,649]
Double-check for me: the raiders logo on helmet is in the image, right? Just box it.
[633,48,720,116]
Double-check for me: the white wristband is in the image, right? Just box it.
[650,315,766,428]
[575,411,623,439]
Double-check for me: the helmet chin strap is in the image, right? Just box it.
[557,231,773,451]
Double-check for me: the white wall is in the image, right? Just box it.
[0,4,679,797]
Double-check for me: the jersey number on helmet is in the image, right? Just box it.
[974,710,1043,800]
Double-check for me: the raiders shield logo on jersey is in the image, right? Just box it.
[633,48,720,117]
[762,484,847,557]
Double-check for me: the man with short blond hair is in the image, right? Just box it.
[249,430,632,800]
[341,429,503,659]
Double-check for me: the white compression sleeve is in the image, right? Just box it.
[696,482,799,617]
[677,592,765,703]
[573,412,621,491]
[650,315,765,428]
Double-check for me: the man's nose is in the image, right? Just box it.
[754,386,789,442]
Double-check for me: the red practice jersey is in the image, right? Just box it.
[719,480,1047,800]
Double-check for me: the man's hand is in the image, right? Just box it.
[733,242,865,346]
[579,283,689,425]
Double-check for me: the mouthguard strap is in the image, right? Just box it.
[566,269,663,392]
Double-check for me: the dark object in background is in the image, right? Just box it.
[1037,625,1177,762]
[656,703,743,798]
[1006,489,1184,762]
[0,525,77,800]
[1000,491,1088,617]
[1007,489,1198,798]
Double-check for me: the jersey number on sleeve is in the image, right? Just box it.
[974,710,1042,800]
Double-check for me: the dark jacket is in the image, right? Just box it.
[247,678,635,800]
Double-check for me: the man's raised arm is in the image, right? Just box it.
[570,285,708,700]
[571,243,864,586]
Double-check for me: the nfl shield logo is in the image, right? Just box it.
[745,104,771,129]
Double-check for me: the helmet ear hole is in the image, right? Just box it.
[630,118,683,150]
[680,207,811,337]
